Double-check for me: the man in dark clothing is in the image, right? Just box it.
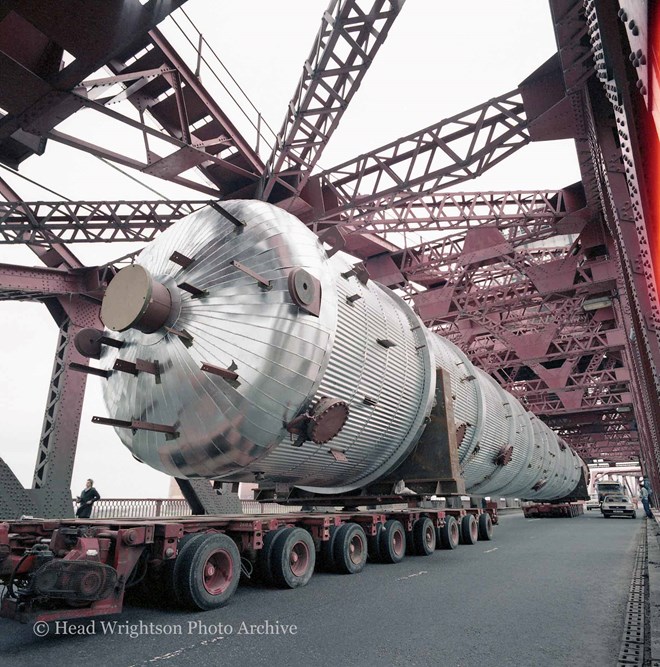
[76,479,100,518]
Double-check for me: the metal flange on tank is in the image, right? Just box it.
[90,200,585,501]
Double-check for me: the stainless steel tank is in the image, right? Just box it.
[96,200,584,500]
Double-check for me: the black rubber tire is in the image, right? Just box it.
[632,512,637,519]
[379,519,406,564]
[478,513,494,541]
[603,513,611,518]
[412,517,436,556]
[460,514,478,545]
[166,532,211,605]
[367,524,383,562]
[271,527,316,588]
[437,516,459,550]
[319,525,339,571]
[174,533,240,610]
[332,523,368,574]
[129,532,204,607]
[257,527,288,585]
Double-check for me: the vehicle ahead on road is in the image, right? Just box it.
[601,494,637,519]
[586,495,601,511]
[596,481,625,504]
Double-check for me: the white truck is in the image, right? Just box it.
[595,481,625,504]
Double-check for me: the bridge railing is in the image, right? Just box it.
[75,498,301,519]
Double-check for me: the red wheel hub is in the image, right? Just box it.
[349,534,365,564]
[202,549,233,595]
[289,541,310,576]
[392,529,404,556]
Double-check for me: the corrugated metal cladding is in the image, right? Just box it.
[101,201,584,500]
[425,335,582,500]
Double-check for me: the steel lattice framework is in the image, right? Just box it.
[0,0,657,515]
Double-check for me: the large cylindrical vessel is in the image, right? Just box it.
[97,200,584,500]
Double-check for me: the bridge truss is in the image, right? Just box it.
[0,0,657,516]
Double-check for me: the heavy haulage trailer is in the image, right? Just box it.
[0,201,588,623]
[0,505,496,623]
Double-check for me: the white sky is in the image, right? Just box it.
[0,0,581,499]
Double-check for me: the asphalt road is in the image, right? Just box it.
[0,510,641,667]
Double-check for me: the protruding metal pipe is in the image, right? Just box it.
[101,265,172,333]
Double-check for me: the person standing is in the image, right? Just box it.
[75,479,101,518]
[640,484,653,519]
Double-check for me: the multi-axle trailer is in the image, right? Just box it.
[0,504,497,623]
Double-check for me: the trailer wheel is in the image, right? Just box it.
[478,513,493,541]
[437,516,459,550]
[367,524,383,562]
[165,533,211,604]
[459,515,478,545]
[412,517,436,556]
[257,527,288,585]
[129,533,204,607]
[175,533,240,610]
[320,525,339,571]
[271,527,316,588]
[332,523,367,574]
[379,519,406,564]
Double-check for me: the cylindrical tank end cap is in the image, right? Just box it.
[101,265,172,333]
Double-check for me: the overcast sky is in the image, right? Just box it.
[0,0,580,499]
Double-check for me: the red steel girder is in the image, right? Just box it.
[574,451,640,464]
[402,240,615,296]
[562,429,638,444]
[0,180,103,517]
[323,187,588,236]
[451,268,615,312]
[263,0,406,203]
[441,325,627,373]
[570,432,639,446]
[571,435,640,450]
[0,0,187,169]
[0,263,108,302]
[31,298,103,517]
[391,212,606,293]
[504,367,628,399]
[582,2,660,362]
[48,32,266,197]
[544,411,638,456]
[309,91,531,222]
[544,409,635,429]
[0,4,265,198]
[519,391,633,415]
[576,3,660,488]
[548,0,658,485]
[142,28,264,192]
[515,384,632,411]
[0,200,208,244]
[446,292,602,336]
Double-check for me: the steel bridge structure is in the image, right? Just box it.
[0,0,657,517]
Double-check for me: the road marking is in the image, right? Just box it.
[396,571,428,581]
[526,519,541,522]
[483,547,498,553]
[128,637,226,666]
